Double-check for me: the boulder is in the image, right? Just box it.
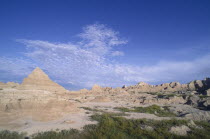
[183,111,210,121]
[195,80,204,89]
[186,96,200,107]
[140,125,154,131]
[137,82,149,86]
[203,98,210,110]
[188,81,196,91]
[203,78,210,89]
[91,84,102,91]
[169,82,181,88]
[204,89,210,96]
[122,85,127,88]
[169,125,191,136]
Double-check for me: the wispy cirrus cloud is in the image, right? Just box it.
[111,51,124,56]
[0,57,35,82]
[0,23,210,89]
[78,23,127,56]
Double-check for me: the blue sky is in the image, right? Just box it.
[0,0,210,90]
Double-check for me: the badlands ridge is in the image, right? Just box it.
[0,67,210,136]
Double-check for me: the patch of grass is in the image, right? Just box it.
[104,112,128,117]
[146,92,178,99]
[157,94,176,99]
[188,121,210,139]
[74,99,81,103]
[2,113,210,139]
[86,114,210,139]
[0,130,26,139]
[80,107,104,112]
[114,107,131,112]
[115,105,176,117]
[146,92,160,95]
[84,113,189,139]
[181,94,193,98]
[198,95,210,99]
[81,107,127,116]
[32,129,81,139]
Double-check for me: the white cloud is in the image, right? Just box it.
[0,57,36,82]
[78,23,127,56]
[0,23,210,89]
[111,51,124,56]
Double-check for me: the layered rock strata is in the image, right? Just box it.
[18,67,66,92]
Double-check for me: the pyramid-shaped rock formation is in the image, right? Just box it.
[19,67,66,92]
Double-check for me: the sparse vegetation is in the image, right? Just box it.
[198,95,210,99]
[80,107,104,112]
[74,99,81,103]
[146,92,160,95]
[1,113,210,139]
[0,130,26,139]
[80,107,128,116]
[0,88,3,90]
[189,121,210,138]
[157,94,176,99]
[115,104,176,117]
[146,92,179,99]
[32,129,81,139]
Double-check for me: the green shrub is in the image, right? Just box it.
[187,121,210,139]
[32,129,81,139]
[80,107,104,112]
[0,130,26,139]
[84,113,188,139]
[198,95,210,99]
[3,113,210,139]
[75,99,81,103]
[157,94,176,99]
[115,105,176,117]
[146,92,161,95]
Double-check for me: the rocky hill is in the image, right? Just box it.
[0,67,210,137]
[0,82,19,89]
[18,67,67,92]
[123,78,210,93]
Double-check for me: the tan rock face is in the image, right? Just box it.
[137,82,149,86]
[91,84,103,93]
[123,78,210,93]
[92,84,102,90]
[169,82,181,88]
[195,80,203,88]
[19,67,66,92]
[205,89,210,96]
[91,96,111,102]
[0,82,19,89]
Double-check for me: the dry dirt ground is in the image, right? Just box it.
[1,90,209,136]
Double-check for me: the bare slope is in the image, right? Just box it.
[19,67,66,92]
